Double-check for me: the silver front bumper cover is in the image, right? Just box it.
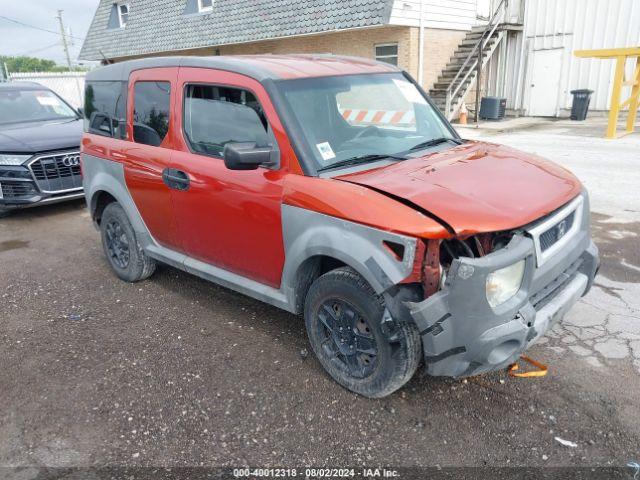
[528,272,588,347]
[407,193,599,378]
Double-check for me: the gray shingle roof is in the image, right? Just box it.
[79,0,394,61]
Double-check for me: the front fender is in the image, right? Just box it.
[280,204,418,296]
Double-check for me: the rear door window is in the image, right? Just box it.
[183,84,271,158]
[133,81,171,147]
[84,81,127,139]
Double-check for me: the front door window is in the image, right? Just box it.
[183,84,273,158]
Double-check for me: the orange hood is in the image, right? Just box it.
[335,141,583,236]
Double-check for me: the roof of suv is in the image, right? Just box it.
[86,54,400,83]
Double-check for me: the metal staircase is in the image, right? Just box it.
[428,0,512,120]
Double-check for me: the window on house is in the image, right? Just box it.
[117,3,130,28]
[183,84,271,159]
[133,82,171,147]
[375,44,399,66]
[198,0,213,12]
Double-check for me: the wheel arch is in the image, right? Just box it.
[82,154,151,241]
[290,254,351,314]
[281,205,419,313]
[90,190,118,225]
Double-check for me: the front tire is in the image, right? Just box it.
[304,267,422,398]
[100,202,156,282]
[0,208,11,218]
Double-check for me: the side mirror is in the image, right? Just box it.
[77,107,84,117]
[223,142,276,171]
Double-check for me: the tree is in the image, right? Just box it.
[84,84,96,121]
[0,55,87,73]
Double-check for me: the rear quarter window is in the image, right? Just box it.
[84,81,127,139]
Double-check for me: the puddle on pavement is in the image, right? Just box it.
[0,240,29,253]
[591,212,640,283]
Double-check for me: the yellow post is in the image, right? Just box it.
[574,47,640,139]
[626,58,640,135]
[608,56,627,139]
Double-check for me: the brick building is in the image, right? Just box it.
[79,0,484,95]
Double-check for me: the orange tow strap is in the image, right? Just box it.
[508,355,548,378]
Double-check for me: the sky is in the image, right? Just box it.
[0,0,101,66]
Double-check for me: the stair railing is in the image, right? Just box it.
[444,0,508,120]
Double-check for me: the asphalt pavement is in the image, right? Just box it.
[1,119,639,475]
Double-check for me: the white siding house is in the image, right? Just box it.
[389,0,480,30]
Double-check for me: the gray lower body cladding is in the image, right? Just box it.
[408,192,599,378]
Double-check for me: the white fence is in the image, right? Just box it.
[9,71,86,108]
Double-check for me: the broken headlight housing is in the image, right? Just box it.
[485,260,525,308]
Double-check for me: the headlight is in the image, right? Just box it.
[485,260,525,308]
[0,154,31,166]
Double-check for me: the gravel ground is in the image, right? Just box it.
[1,122,639,474]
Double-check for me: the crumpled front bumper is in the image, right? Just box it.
[408,193,599,378]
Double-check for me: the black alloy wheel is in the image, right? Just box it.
[104,219,130,269]
[304,267,422,398]
[316,298,378,379]
[100,202,156,283]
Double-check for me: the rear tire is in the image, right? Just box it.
[304,267,421,398]
[100,202,156,282]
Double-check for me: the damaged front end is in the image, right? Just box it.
[402,192,599,378]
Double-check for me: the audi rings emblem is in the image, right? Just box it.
[62,155,81,167]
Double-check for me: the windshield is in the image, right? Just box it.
[0,89,77,125]
[276,73,458,173]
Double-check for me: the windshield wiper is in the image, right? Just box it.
[317,153,407,172]
[407,137,464,152]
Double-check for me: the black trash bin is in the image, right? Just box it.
[570,89,594,121]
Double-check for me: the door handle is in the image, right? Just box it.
[162,168,190,191]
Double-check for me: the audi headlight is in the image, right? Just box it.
[485,260,525,308]
[0,154,31,166]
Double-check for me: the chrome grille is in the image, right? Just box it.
[527,195,584,267]
[28,151,82,194]
[539,210,576,252]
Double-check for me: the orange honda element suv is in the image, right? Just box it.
[82,55,599,397]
